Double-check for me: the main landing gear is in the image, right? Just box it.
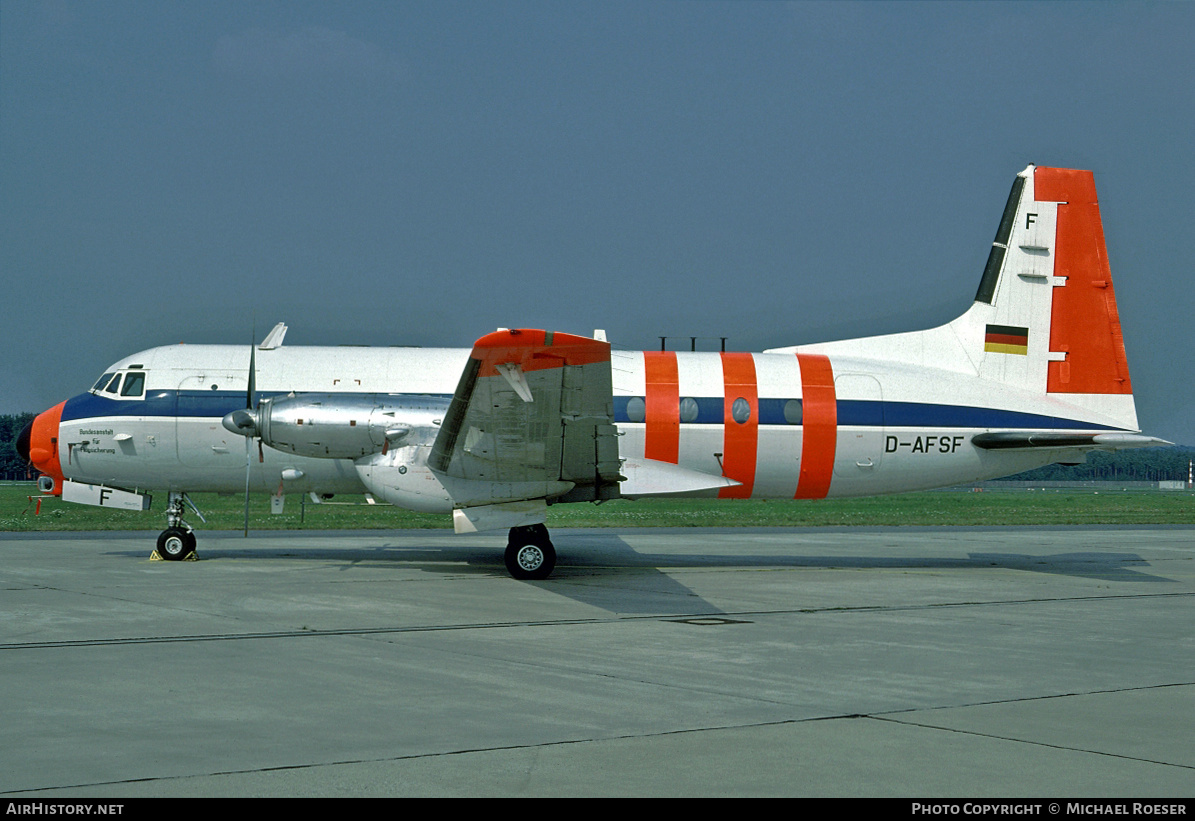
[155,492,199,561]
[505,523,556,580]
[150,496,557,576]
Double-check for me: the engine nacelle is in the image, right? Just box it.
[355,448,574,514]
[222,393,450,459]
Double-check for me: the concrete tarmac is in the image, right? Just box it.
[1,525,1192,797]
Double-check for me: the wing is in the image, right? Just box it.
[430,329,623,502]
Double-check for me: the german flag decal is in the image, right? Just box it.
[984,324,1029,355]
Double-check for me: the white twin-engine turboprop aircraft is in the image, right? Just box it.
[17,166,1167,579]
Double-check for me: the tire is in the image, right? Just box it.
[157,527,195,561]
[504,539,556,581]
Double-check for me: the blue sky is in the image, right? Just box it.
[2,1,1192,444]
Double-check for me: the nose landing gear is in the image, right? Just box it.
[154,492,201,561]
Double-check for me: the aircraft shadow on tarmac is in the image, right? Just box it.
[106,530,1173,616]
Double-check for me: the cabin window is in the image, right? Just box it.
[679,397,699,423]
[625,397,646,423]
[731,397,750,424]
[783,399,803,425]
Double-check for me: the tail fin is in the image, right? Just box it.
[777,165,1142,432]
[953,165,1136,428]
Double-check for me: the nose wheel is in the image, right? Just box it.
[504,524,556,580]
[156,526,196,561]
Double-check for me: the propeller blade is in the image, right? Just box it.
[244,434,252,537]
[244,328,256,537]
[247,338,256,410]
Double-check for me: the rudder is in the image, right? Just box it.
[1034,167,1132,395]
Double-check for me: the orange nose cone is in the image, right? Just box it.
[29,401,66,495]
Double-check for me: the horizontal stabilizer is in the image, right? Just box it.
[972,432,1170,451]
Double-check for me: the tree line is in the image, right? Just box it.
[1,413,36,479]
[1003,446,1194,483]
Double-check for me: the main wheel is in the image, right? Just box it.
[157,527,195,561]
[504,538,556,580]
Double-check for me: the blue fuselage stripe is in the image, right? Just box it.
[611,396,1119,431]
[61,390,1121,432]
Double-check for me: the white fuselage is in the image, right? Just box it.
[52,340,1123,506]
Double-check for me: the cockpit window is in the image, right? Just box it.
[120,372,145,397]
[91,370,147,398]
